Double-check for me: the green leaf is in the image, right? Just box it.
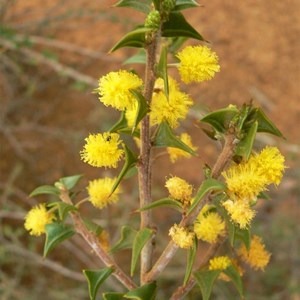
[194,270,221,300]
[139,197,182,212]
[184,238,197,285]
[157,45,169,98]
[110,112,140,137]
[188,179,226,215]
[110,27,152,52]
[223,265,244,297]
[47,202,77,221]
[83,267,114,300]
[103,293,125,300]
[44,223,75,257]
[83,218,103,236]
[130,89,150,131]
[59,174,83,190]
[255,108,283,137]
[235,121,258,161]
[154,121,197,156]
[201,106,239,133]
[235,227,251,251]
[123,50,146,65]
[257,191,270,200]
[110,145,138,195]
[131,228,153,276]
[162,12,205,41]
[29,185,60,197]
[114,0,152,14]
[109,226,137,253]
[124,282,157,300]
[173,0,200,11]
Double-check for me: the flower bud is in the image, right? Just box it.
[145,10,161,30]
[162,0,176,12]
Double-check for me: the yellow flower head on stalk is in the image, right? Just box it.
[222,161,267,200]
[250,146,285,186]
[165,176,193,203]
[168,133,198,163]
[237,235,271,271]
[194,211,225,243]
[169,224,195,249]
[80,132,124,168]
[150,77,193,128]
[87,177,121,209]
[96,70,143,111]
[176,45,220,84]
[209,256,231,271]
[223,199,255,229]
[24,204,56,236]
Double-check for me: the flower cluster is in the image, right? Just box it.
[169,224,195,249]
[209,256,231,271]
[165,176,193,204]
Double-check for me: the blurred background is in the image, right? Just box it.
[0,0,299,299]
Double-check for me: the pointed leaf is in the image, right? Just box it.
[110,226,137,253]
[110,145,138,195]
[184,238,197,285]
[47,202,77,221]
[235,121,258,161]
[188,179,226,215]
[157,45,169,98]
[123,50,146,65]
[130,89,150,131]
[83,267,114,300]
[59,174,83,190]
[174,0,200,11]
[103,293,125,300]
[194,270,221,300]
[154,121,197,156]
[169,37,188,54]
[83,218,104,236]
[201,106,239,133]
[44,223,75,257]
[124,282,157,300]
[235,227,251,251]
[110,111,140,137]
[223,265,244,297]
[131,228,153,276]
[139,198,182,212]
[29,185,60,197]
[162,12,205,41]
[110,27,152,52]
[256,108,283,137]
[114,0,152,14]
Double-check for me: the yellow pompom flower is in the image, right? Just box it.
[222,161,267,200]
[150,77,193,128]
[194,212,225,243]
[96,70,143,111]
[223,199,255,229]
[165,176,193,203]
[237,235,271,271]
[168,133,198,163]
[249,146,285,186]
[87,177,121,209]
[125,102,138,128]
[209,256,231,271]
[176,45,220,84]
[169,224,195,249]
[80,132,124,168]
[24,204,56,236]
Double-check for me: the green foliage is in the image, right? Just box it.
[157,44,169,98]
[124,282,157,300]
[48,202,77,221]
[173,0,200,11]
[110,226,138,253]
[194,270,221,300]
[184,237,197,285]
[114,0,152,14]
[123,50,147,65]
[103,293,125,300]
[29,185,60,197]
[139,197,183,212]
[223,265,244,297]
[59,174,83,190]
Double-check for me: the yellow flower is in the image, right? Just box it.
[194,212,225,243]
[168,133,198,163]
[222,161,268,200]
[80,132,124,168]
[24,204,56,236]
[125,102,138,128]
[87,177,121,209]
[96,70,143,111]
[150,77,193,128]
[169,224,195,249]
[209,256,231,271]
[223,199,255,229]
[237,235,271,271]
[250,146,285,186]
[176,45,220,84]
[165,176,193,203]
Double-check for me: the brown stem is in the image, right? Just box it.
[59,188,137,290]
[144,130,237,283]
[138,31,160,284]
